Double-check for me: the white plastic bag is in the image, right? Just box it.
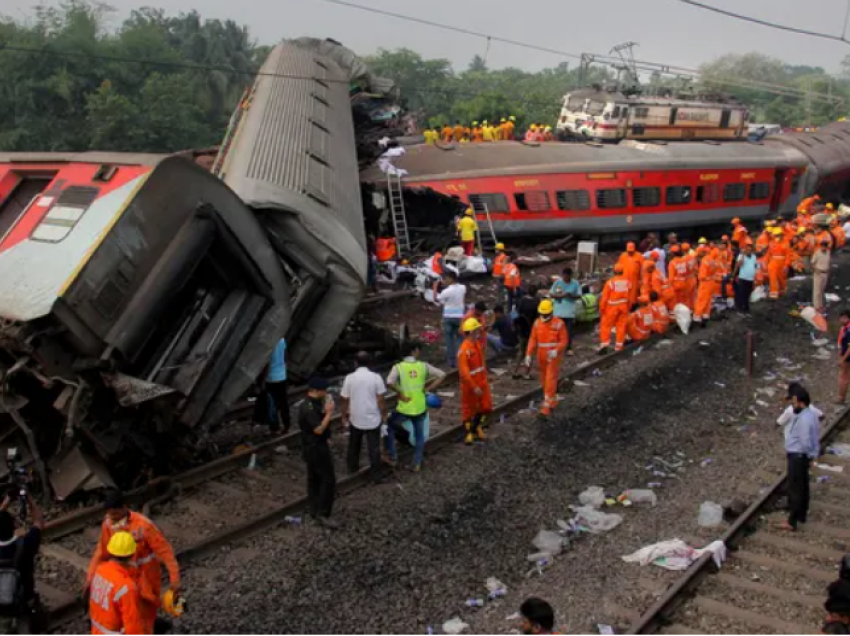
[573,506,623,534]
[625,489,657,507]
[750,286,766,304]
[673,303,692,335]
[443,617,469,634]
[532,530,564,555]
[579,486,606,509]
[461,255,487,274]
[698,501,723,527]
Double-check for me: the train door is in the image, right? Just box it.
[720,109,731,129]
[770,169,787,213]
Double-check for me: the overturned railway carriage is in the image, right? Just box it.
[215,38,370,376]
[366,122,850,237]
[0,154,290,496]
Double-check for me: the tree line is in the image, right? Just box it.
[0,1,848,155]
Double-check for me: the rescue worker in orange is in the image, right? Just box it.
[798,194,819,214]
[668,245,690,308]
[831,218,846,249]
[649,291,670,335]
[492,243,508,305]
[766,228,789,299]
[617,242,642,307]
[502,253,522,313]
[650,252,676,311]
[89,531,144,636]
[731,217,749,248]
[472,122,484,142]
[505,116,516,140]
[86,490,181,634]
[756,220,773,254]
[431,249,444,297]
[463,301,490,350]
[626,295,654,343]
[498,118,509,141]
[599,263,632,353]
[681,242,697,310]
[694,246,716,327]
[458,317,492,445]
[640,258,656,299]
[442,123,454,143]
[524,299,568,417]
[453,121,465,144]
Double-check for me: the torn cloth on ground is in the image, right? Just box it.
[622,539,727,570]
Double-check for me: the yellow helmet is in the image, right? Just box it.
[483,120,488,125]
[538,299,554,315]
[495,242,506,250]
[509,115,516,121]
[827,203,835,210]
[771,227,783,236]
[162,589,185,618]
[765,220,775,227]
[107,531,137,558]
[462,317,482,333]
[472,121,478,126]
[544,126,552,132]
[465,208,474,216]
[501,117,506,122]
[530,124,538,131]
[797,227,806,235]
[697,237,708,245]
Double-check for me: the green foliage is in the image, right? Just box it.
[0,0,256,152]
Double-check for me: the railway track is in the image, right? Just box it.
[628,403,850,635]
[40,336,658,631]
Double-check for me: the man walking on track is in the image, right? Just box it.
[85,490,181,634]
[524,299,568,417]
[340,352,388,482]
[779,386,820,532]
[599,263,631,353]
[458,317,492,445]
[88,531,144,636]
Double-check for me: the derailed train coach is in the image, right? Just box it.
[0,153,290,497]
[0,38,384,498]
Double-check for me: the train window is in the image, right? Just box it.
[515,191,551,212]
[555,190,591,211]
[596,189,627,209]
[632,187,661,207]
[612,106,621,119]
[790,174,801,195]
[665,186,692,205]
[634,107,649,119]
[723,183,747,202]
[748,182,771,200]
[31,186,99,243]
[696,184,719,203]
[469,193,510,213]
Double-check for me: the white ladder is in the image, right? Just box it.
[387,173,411,256]
[470,201,499,252]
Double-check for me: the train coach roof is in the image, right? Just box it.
[765,121,850,177]
[0,152,168,166]
[362,140,802,183]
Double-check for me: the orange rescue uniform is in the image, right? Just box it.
[462,310,488,348]
[651,268,676,311]
[89,561,145,636]
[683,252,697,310]
[650,300,670,334]
[492,253,507,278]
[458,338,493,423]
[767,240,789,299]
[87,512,181,634]
[599,274,631,350]
[526,317,568,415]
[694,256,716,322]
[640,260,656,298]
[732,224,748,247]
[831,225,846,249]
[668,256,690,308]
[617,252,641,307]
[626,305,654,342]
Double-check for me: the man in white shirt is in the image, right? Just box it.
[437,272,467,368]
[340,352,388,482]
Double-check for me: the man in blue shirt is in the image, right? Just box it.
[780,386,820,531]
[549,268,582,356]
[265,338,290,433]
[732,240,758,314]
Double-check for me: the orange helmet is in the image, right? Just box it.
[681,242,691,251]
[626,242,636,253]
[670,245,681,254]
[649,251,660,261]
[614,263,625,274]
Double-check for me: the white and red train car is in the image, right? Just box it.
[367,121,850,238]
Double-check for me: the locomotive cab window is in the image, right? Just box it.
[515,191,552,212]
[555,190,591,211]
[31,186,99,243]
[634,107,649,119]
[723,183,747,202]
[665,186,692,205]
[596,188,627,209]
[632,187,661,208]
[748,182,771,200]
[612,106,621,119]
[468,193,510,213]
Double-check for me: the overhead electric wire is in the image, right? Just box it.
[675,0,850,44]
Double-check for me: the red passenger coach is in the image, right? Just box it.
[368,140,809,237]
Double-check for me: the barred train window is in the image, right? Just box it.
[468,193,510,213]
[555,190,591,211]
[596,188,627,209]
[633,187,661,208]
[514,191,551,211]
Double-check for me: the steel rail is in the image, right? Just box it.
[46,340,652,629]
[628,402,850,634]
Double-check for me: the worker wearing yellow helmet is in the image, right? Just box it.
[492,243,508,305]
[827,203,835,210]
[458,316,492,444]
[498,117,509,141]
[458,208,478,256]
[482,119,495,142]
[89,531,145,636]
[524,298,568,417]
[543,125,554,141]
[505,115,516,140]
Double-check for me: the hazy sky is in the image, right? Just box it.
[10,0,850,74]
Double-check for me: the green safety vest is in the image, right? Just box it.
[576,293,599,323]
[396,361,428,416]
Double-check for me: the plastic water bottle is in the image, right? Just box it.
[283,515,302,525]
[247,453,257,470]
[465,599,484,608]
[488,589,506,600]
